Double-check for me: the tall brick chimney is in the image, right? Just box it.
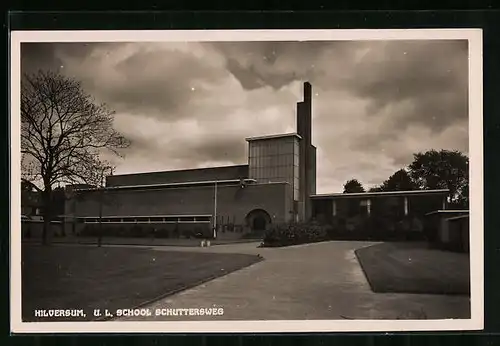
[297,81,314,222]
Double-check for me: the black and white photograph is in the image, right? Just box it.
[10,29,483,333]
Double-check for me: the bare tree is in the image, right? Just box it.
[21,70,130,244]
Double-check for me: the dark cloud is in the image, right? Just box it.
[211,41,333,91]
[343,40,469,132]
[21,43,61,74]
[21,42,106,74]
[97,48,227,117]
[211,40,468,133]
[20,39,470,192]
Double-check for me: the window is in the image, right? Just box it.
[278,142,285,155]
[277,154,284,166]
[280,154,286,166]
[277,166,287,178]
[181,217,195,222]
[196,216,211,222]
[268,144,277,155]
[359,199,371,216]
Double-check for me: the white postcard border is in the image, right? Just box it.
[10,28,484,333]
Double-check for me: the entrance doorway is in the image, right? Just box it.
[253,215,267,231]
[245,209,272,232]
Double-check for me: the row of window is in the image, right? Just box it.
[248,154,299,167]
[80,216,212,224]
[249,165,299,178]
[250,163,299,172]
[332,199,410,217]
[248,141,299,157]
[250,172,297,182]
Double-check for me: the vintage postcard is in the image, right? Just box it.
[10,29,483,333]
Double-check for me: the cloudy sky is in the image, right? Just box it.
[21,39,469,193]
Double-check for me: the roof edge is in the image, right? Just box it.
[311,189,450,198]
[246,133,302,142]
[77,178,257,191]
[107,164,249,178]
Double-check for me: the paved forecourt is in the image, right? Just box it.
[117,240,470,321]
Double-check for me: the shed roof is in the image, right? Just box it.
[311,189,450,199]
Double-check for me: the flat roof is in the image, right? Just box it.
[311,189,450,199]
[245,133,302,142]
[75,178,257,191]
[425,210,470,216]
[107,164,248,178]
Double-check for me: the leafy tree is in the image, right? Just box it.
[408,149,469,208]
[379,169,418,192]
[21,70,131,244]
[343,179,365,193]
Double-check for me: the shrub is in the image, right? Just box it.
[261,222,331,247]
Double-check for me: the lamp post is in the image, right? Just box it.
[213,180,217,239]
[97,166,113,247]
[97,170,105,247]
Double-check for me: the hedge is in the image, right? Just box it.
[261,216,426,247]
[79,224,212,239]
[261,222,331,247]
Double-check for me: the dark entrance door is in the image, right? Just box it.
[253,216,267,231]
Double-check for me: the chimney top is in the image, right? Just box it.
[303,81,312,101]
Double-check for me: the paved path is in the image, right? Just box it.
[117,241,470,321]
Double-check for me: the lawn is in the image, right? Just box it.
[23,236,259,247]
[22,244,262,322]
[355,242,470,296]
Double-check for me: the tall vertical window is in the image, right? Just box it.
[248,136,300,186]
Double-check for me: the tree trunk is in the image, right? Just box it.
[98,189,103,247]
[41,189,52,245]
[42,218,49,245]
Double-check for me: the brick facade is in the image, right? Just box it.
[69,182,292,229]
